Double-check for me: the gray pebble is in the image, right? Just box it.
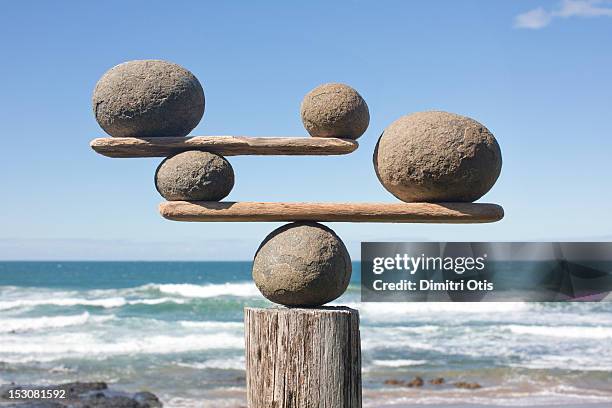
[155,151,234,201]
[252,222,352,307]
[300,83,369,140]
[374,111,502,202]
[93,60,204,137]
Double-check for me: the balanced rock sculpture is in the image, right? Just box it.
[300,83,369,140]
[252,222,352,306]
[93,60,205,138]
[89,60,506,408]
[374,111,502,202]
[155,151,234,201]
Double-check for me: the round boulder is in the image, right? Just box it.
[300,83,369,140]
[374,111,502,202]
[93,60,204,137]
[252,222,352,307]
[155,151,234,201]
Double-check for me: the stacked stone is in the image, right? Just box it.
[254,89,502,307]
[93,59,235,202]
[92,62,502,309]
[92,66,366,307]
[373,111,502,202]
[251,83,369,306]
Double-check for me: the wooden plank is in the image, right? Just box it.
[159,201,504,223]
[245,306,361,408]
[90,136,358,157]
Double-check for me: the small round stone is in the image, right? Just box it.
[93,60,205,137]
[374,111,502,202]
[252,222,352,307]
[300,83,369,140]
[155,151,234,201]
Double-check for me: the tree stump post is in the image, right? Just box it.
[245,306,361,408]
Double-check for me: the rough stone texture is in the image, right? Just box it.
[252,222,352,306]
[0,382,162,408]
[93,60,204,138]
[155,151,234,201]
[300,83,369,140]
[374,111,502,202]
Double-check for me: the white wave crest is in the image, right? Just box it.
[339,302,531,323]
[0,297,127,311]
[179,321,243,330]
[362,337,439,352]
[0,332,244,363]
[176,356,245,370]
[0,312,113,333]
[0,294,193,311]
[156,282,259,298]
[127,297,187,305]
[512,355,612,371]
[507,325,612,339]
[372,359,427,367]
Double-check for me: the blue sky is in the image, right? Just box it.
[0,1,611,260]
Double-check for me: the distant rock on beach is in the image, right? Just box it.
[383,377,482,390]
[0,382,162,408]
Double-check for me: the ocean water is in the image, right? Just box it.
[0,262,611,407]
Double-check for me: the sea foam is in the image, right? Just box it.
[507,324,612,339]
[0,297,127,310]
[371,359,427,367]
[0,332,245,363]
[176,356,245,370]
[156,282,259,298]
[0,312,113,333]
[340,301,531,323]
[179,321,243,330]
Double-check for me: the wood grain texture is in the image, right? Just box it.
[159,201,504,223]
[245,307,361,408]
[90,136,358,157]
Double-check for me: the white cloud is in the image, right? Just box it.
[556,0,612,17]
[515,7,553,29]
[514,0,612,29]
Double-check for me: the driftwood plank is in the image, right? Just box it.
[159,201,504,223]
[245,307,361,408]
[90,136,358,157]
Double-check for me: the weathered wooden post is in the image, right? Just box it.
[245,307,361,408]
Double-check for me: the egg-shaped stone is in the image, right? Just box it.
[252,222,352,307]
[93,60,204,137]
[155,151,234,201]
[300,83,369,140]
[374,111,502,202]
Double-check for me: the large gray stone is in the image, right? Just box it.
[252,222,352,307]
[93,60,204,137]
[374,111,502,202]
[300,83,369,140]
[155,151,234,201]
